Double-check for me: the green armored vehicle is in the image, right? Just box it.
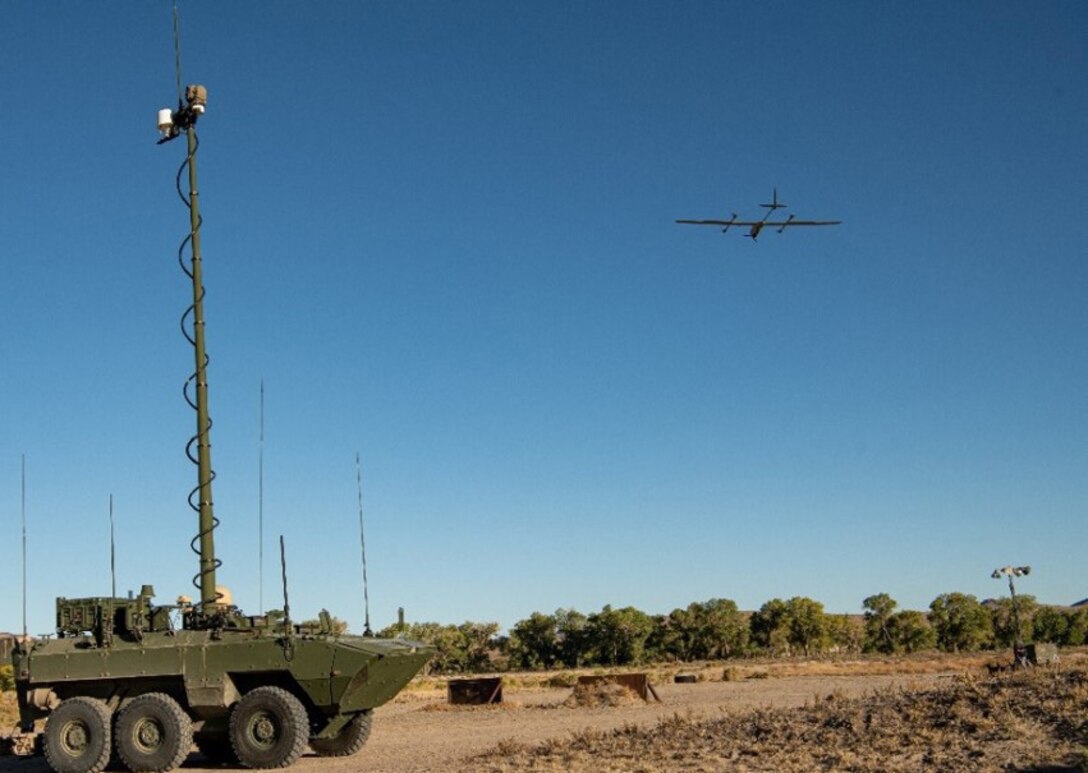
[11,79,433,773]
[13,593,430,772]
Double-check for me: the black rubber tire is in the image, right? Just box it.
[114,693,192,773]
[194,733,238,765]
[44,697,113,773]
[309,711,373,757]
[228,687,309,769]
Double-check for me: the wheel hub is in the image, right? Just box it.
[251,713,278,746]
[62,721,89,754]
[135,718,164,750]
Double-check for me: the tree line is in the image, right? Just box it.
[378,593,1088,674]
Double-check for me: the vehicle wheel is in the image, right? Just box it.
[309,711,372,757]
[115,693,192,772]
[228,687,309,769]
[43,696,112,773]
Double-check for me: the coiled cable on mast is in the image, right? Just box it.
[174,125,222,605]
[163,0,221,614]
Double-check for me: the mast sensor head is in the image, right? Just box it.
[156,84,208,144]
[186,84,208,113]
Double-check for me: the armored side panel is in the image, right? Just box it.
[18,625,430,733]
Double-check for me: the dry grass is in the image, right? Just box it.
[0,694,16,729]
[562,682,642,709]
[419,700,526,713]
[0,693,18,743]
[475,666,1088,772]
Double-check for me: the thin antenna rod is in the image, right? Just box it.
[355,453,372,636]
[21,455,27,641]
[259,379,264,613]
[109,494,117,599]
[279,535,291,635]
[172,0,184,103]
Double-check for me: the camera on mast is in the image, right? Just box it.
[156,84,208,143]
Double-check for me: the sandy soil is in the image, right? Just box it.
[0,671,955,773]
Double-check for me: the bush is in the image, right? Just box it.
[0,664,14,692]
[546,672,578,688]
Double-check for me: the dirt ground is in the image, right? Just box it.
[0,670,957,773]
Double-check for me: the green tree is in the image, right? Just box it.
[862,593,898,653]
[826,614,864,653]
[643,614,675,662]
[989,595,1037,647]
[700,598,749,658]
[750,598,791,655]
[585,605,654,666]
[657,599,748,661]
[928,593,993,652]
[1063,608,1088,646]
[375,620,498,673]
[1031,606,1068,644]
[555,608,590,668]
[658,605,698,661]
[457,622,500,672]
[509,612,559,670]
[786,596,829,655]
[888,610,937,652]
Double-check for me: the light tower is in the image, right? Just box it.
[991,564,1031,661]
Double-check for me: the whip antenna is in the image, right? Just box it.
[21,455,27,642]
[259,379,265,613]
[109,494,117,599]
[356,453,373,636]
[280,535,292,635]
[172,0,184,104]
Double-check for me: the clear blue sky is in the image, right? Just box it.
[3,2,1086,636]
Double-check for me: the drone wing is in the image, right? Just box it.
[675,219,763,226]
[765,220,842,227]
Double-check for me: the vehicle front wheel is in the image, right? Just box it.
[114,693,192,772]
[310,711,372,757]
[229,687,309,769]
[43,697,112,773]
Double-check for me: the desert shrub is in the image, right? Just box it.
[0,664,13,692]
[546,672,577,688]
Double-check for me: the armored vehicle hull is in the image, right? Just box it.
[14,596,432,771]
